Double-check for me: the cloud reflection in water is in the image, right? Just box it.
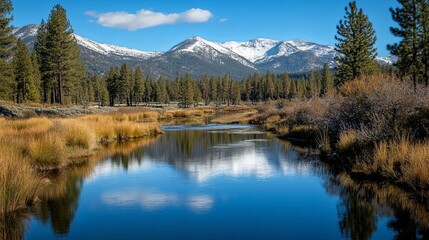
[102,189,214,212]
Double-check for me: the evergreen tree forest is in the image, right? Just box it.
[101,66,335,107]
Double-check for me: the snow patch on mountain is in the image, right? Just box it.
[13,24,38,39]
[74,35,160,59]
[220,39,339,64]
[376,56,397,65]
[220,38,279,62]
[169,37,255,69]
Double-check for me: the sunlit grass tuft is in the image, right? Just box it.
[26,133,66,169]
[0,144,43,213]
[337,130,358,153]
[63,120,96,150]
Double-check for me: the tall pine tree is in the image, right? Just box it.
[321,63,334,96]
[335,1,378,86]
[44,5,83,104]
[31,52,42,101]
[0,0,15,101]
[389,0,429,88]
[34,20,51,102]
[13,39,39,102]
[132,67,144,105]
[421,0,429,85]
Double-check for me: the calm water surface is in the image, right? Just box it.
[12,124,429,239]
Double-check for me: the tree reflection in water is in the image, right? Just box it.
[0,138,157,240]
[325,173,429,240]
[0,210,29,240]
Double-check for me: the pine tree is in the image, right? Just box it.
[15,41,36,102]
[144,75,153,103]
[282,72,291,99]
[118,63,131,105]
[289,79,296,99]
[335,1,378,86]
[201,75,210,105]
[106,67,119,106]
[13,39,39,102]
[209,76,218,106]
[156,76,168,104]
[421,0,429,85]
[132,67,144,105]
[321,63,334,96]
[193,80,202,107]
[31,52,42,101]
[97,78,109,106]
[308,71,317,98]
[34,20,50,102]
[179,74,194,108]
[231,81,241,105]
[266,72,275,101]
[78,73,90,107]
[0,0,14,58]
[44,5,84,104]
[0,0,15,101]
[389,0,422,88]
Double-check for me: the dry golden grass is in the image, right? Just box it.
[400,142,429,186]
[0,111,162,170]
[26,133,66,169]
[355,137,429,186]
[337,130,358,152]
[211,111,259,124]
[0,144,43,213]
[162,107,215,119]
[62,120,96,150]
[0,110,165,213]
[264,114,281,124]
[275,125,290,137]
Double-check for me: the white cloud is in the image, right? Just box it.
[86,8,213,31]
[219,18,228,23]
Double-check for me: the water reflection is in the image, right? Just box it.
[102,189,180,210]
[31,173,83,236]
[0,211,29,240]
[101,189,214,213]
[120,127,309,182]
[1,125,428,239]
[325,173,429,239]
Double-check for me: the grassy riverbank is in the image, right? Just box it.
[213,75,429,196]
[0,107,218,213]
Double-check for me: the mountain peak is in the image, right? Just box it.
[190,36,205,41]
[14,24,393,79]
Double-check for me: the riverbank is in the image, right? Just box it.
[0,107,218,213]
[211,75,429,200]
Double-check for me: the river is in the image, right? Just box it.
[5,124,428,239]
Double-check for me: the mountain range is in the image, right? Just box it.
[13,24,394,79]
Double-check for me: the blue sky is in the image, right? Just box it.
[12,0,398,56]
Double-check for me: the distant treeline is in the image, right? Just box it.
[78,62,394,107]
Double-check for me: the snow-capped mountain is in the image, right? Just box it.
[75,35,160,59]
[12,24,39,49]
[220,38,279,62]
[146,37,257,79]
[14,24,395,79]
[167,37,255,69]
